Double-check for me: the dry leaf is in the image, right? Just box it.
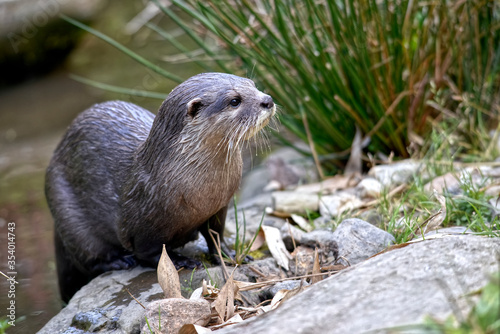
[270,282,307,310]
[249,228,266,252]
[270,289,288,309]
[311,248,322,284]
[157,245,182,299]
[423,190,447,233]
[209,314,243,330]
[345,125,363,176]
[179,324,212,334]
[202,279,209,296]
[408,189,447,239]
[214,270,238,322]
[291,214,313,232]
[190,287,203,300]
[262,225,293,270]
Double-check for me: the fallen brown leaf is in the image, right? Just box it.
[214,269,238,322]
[179,324,212,333]
[157,245,182,299]
[311,248,322,284]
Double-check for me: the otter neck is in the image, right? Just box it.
[135,122,243,211]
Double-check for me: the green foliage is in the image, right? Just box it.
[445,172,495,230]
[230,199,265,265]
[164,0,500,164]
[0,318,12,334]
[377,164,500,243]
[65,0,500,169]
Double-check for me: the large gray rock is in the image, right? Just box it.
[36,265,226,334]
[218,236,500,334]
[38,267,160,334]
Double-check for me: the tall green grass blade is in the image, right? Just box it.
[70,75,166,99]
[60,14,183,83]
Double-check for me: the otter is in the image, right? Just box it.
[45,72,275,302]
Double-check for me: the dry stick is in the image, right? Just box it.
[208,229,229,281]
[301,111,324,179]
[236,270,341,291]
[359,183,407,209]
[125,288,146,309]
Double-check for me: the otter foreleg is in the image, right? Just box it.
[200,206,232,258]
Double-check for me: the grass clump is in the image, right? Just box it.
[166,0,500,166]
[66,0,500,172]
[229,200,265,265]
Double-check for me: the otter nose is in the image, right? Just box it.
[260,95,274,109]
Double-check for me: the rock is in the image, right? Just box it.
[423,226,471,237]
[357,209,383,227]
[265,280,309,297]
[319,192,363,218]
[38,267,161,334]
[368,160,423,187]
[424,172,461,194]
[239,145,317,202]
[0,0,104,86]
[280,222,307,251]
[485,184,500,197]
[217,236,500,334]
[357,177,383,198]
[331,218,394,265]
[312,215,332,229]
[38,258,285,333]
[225,194,285,240]
[272,191,319,214]
[140,298,211,334]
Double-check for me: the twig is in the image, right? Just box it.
[125,288,145,309]
[209,229,229,280]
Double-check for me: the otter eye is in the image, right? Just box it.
[229,98,241,108]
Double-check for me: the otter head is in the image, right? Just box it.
[156,72,275,150]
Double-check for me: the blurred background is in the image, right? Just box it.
[0,1,206,332]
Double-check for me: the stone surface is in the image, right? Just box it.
[280,222,307,251]
[331,218,395,265]
[37,259,282,333]
[239,145,317,202]
[217,236,500,334]
[319,192,363,217]
[357,177,383,198]
[140,298,211,334]
[424,172,461,195]
[368,160,423,187]
[272,191,319,214]
[37,267,161,334]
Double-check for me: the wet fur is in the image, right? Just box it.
[45,73,274,302]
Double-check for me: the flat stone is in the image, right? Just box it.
[357,177,383,198]
[140,298,211,334]
[37,267,161,334]
[217,236,500,334]
[272,191,319,214]
[368,160,423,187]
[319,192,363,217]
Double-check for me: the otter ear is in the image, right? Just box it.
[187,98,203,118]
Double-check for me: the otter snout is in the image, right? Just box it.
[260,95,274,109]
